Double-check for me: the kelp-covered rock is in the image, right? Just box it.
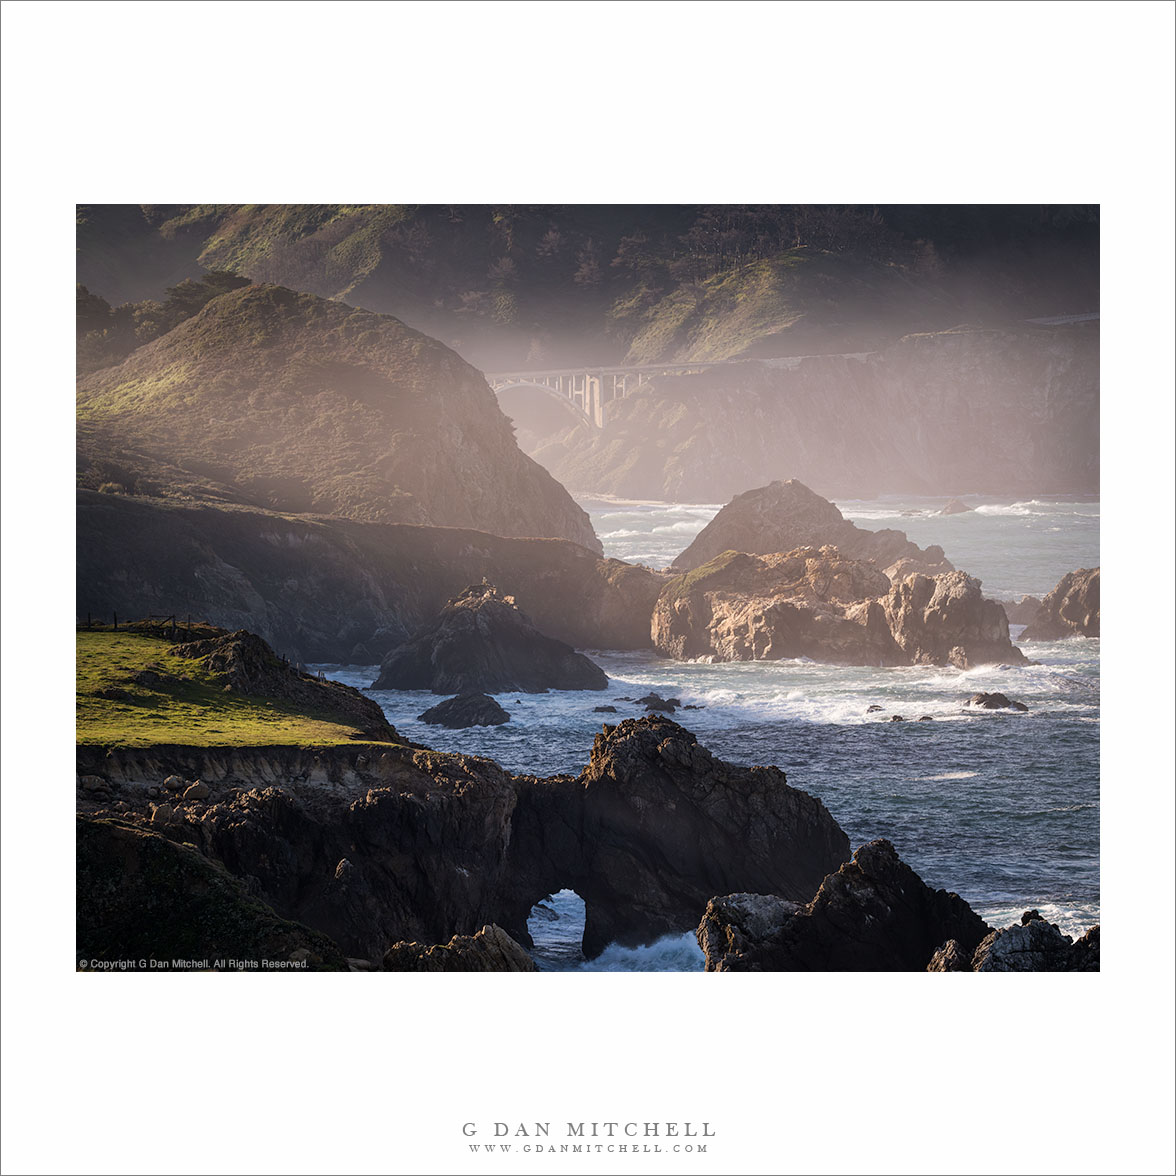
[373,583,607,693]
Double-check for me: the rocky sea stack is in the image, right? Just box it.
[653,548,1026,669]
[1020,567,1100,640]
[418,693,510,729]
[671,479,954,582]
[373,583,608,693]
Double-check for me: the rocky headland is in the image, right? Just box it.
[1020,567,1100,640]
[77,283,599,551]
[652,548,1026,669]
[373,583,607,693]
[671,479,954,582]
[76,715,849,964]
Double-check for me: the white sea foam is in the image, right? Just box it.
[576,933,705,972]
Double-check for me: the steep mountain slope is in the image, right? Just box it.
[77,204,1099,371]
[77,283,599,551]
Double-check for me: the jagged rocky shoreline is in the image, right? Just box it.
[77,713,1097,972]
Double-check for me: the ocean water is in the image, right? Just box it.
[319,493,1100,970]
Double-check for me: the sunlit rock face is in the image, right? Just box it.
[670,479,953,580]
[536,327,1099,501]
[1020,567,1099,640]
[77,283,600,552]
[652,548,1025,669]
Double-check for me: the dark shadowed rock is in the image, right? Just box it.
[504,717,850,957]
[636,692,679,713]
[697,894,802,970]
[77,493,665,664]
[373,583,607,694]
[926,939,973,971]
[418,693,509,729]
[79,717,850,963]
[866,704,884,713]
[966,692,1028,712]
[1020,568,1099,640]
[671,480,955,582]
[938,498,973,515]
[383,924,536,971]
[76,815,348,970]
[696,839,990,971]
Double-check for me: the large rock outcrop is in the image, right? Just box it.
[653,548,1026,668]
[1020,568,1099,640]
[77,283,600,551]
[881,570,1028,669]
[696,839,991,971]
[373,583,607,693]
[383,925,536,972]
[76,717,850,963]
[77,492,665,662]
[671,479,954,582]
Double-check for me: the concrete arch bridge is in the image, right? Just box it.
[485,353,876,428]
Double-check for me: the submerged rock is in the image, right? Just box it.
[417,693,509,729]
[373,583,608,694]
[593,705,617,713]
[696,839,990,971]
[966,692,1028,712]
[1020,568,1099,640]
[383,924,536,972]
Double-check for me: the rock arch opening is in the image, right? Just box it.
[526,889,587,970]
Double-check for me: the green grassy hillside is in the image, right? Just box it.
[76,628,396,747]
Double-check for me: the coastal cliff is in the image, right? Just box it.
[77,492,663,662]
[537,326,1098,500]
[76,716,850,962]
